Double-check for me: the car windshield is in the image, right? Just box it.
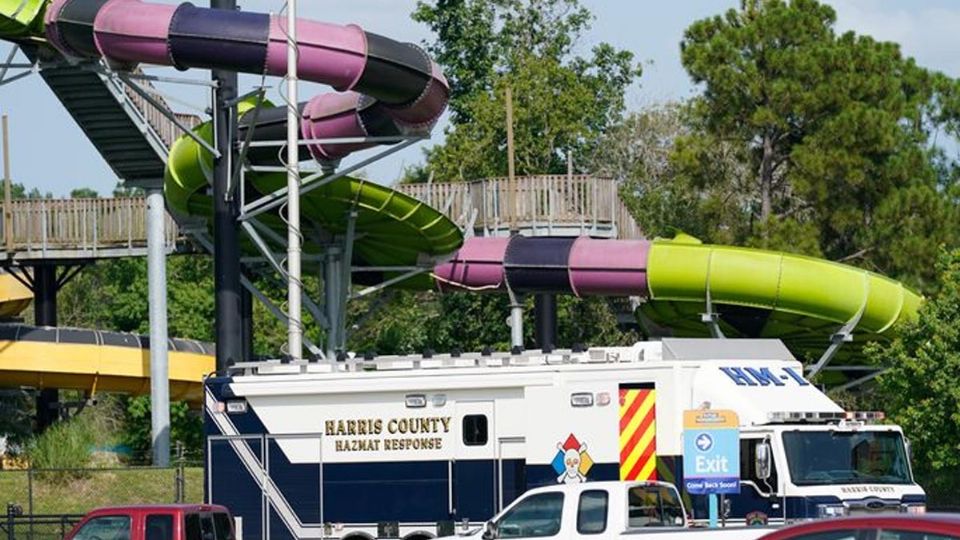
[782,430,912,485]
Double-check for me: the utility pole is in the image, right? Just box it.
[146,183,169,467]
[505,86,516,231]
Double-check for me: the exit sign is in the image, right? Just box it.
[682,409,740,495]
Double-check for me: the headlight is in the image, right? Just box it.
[817,504,847,519]
[901,504,926,515]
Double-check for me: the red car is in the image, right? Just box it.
[758,514,960,540]
[66,504,235,540]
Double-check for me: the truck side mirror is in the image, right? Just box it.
[755,441,772,481]
[482,521,498,540]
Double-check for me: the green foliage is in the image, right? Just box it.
[866,249,960,504]
[409,0,640,181]
[69,187,99,198]
[113,182,144,197]
[0,391,32,447]
[25,399,122,470]
[658,0,960,288]
[26,419,91,469]
[60,256,215,341]
[346,291,637,355]
[2,181,51,199]
[122,396,202,463]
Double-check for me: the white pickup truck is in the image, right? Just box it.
[447,481,777,540]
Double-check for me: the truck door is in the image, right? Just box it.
[497,436,526,511]
[493,490,568,540]
[454,400,496,523]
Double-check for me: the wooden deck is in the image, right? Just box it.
[0,176,642,262]
[398,175,643,239]
[0,198,183,261]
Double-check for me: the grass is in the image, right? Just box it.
[2,397,205,515]
[0,467,204,514]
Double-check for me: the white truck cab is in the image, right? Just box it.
[455,481,773,540]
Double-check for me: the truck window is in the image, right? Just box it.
[73,516,131,540]
[740,438,778,493]
[784,532,866,540]
[146,515,174,540]
[213,513,234,540]
[185,514,201,540]
[201,515,216,540]
[577,490,608,534]
[463,414,488,446]
[496,492,563,538]
[879,532,960,540]
[627,486,684,528]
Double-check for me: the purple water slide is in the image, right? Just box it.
[45,0,448,161]
[433,236,652,297]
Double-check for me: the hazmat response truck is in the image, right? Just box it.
[203,338,925,540]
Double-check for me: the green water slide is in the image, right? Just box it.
[165,98,464,281]
[0,0,45,38]
[640,234,921,375]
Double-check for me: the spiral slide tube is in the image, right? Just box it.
[433,234,922,356]
[41,0,448,161]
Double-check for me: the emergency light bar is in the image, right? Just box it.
[767,411,885,423]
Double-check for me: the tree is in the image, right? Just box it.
[112,182,144,197]
[866,249,960,504]
[345,290,637,355]
[409,0,640,180]
[69,187,98,199]
[672,0,959,286]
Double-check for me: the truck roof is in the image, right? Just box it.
[522,480,677,496]
[83,504,230,517]
[224,338,796,382]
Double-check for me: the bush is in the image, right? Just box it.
[26,418,92,470]
[25,396,125,471]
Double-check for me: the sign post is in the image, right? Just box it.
[683,409,740,528]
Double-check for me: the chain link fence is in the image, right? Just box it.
[1,512,83,540]
[0,462,203,529]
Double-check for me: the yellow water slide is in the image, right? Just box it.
[0,273,212,404]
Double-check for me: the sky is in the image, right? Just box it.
[0,0,958,197]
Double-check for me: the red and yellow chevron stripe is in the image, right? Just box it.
[619,388,657,481]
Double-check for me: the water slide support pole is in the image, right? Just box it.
[146,186,170,466]
[212,0,243,371]
[286,0,303,361]
[33,264,58,431]
[534,294,557,351]
[507,287,523,349]
[323,247,342,359]
[240,287,253,362]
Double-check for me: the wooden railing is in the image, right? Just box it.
[0,177,641,259]
[122,78,202,149]
[399,175,644,239]
[1,198,182,258]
